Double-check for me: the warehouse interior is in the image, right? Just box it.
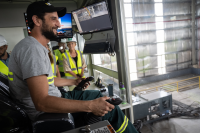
[122,0,200,132]
[1,0,200,133]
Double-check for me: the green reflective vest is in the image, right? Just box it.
[53,49,68,73]
[8,59,54,85]
[62,50,85,79]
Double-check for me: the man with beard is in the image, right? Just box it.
[8,1,138,133]
[0,35,10,76]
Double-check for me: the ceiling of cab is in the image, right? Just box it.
[0,0,104,8]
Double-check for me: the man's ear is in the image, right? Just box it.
[32,15,41,27]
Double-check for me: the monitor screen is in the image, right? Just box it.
[57,13,73,38]
[24,13,73,38]
[72,1,113,34]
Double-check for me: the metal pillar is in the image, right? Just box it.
[88,54,94,77]
[192,0,196,65]
[113,0,134,122]
[75,33,81,51]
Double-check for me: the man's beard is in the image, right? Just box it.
[41,21,57,40]
[0,50,6,58]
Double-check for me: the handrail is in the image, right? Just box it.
[176,76,200,83]
[178,83,199,89]
[136,76,200,93]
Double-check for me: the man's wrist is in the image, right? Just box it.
[87,100,93,112]
[74,79,78,86]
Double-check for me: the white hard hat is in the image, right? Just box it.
[66,37,77,43]
[60,38,66,43]
[0,35,8,47]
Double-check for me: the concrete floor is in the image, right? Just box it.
[140,88,200,133]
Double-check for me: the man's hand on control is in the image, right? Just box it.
[82,81,90,90]
[75,78,90,90]
[89,96,115,116]
[75,78,82,86]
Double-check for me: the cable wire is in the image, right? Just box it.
[84,33,93,40]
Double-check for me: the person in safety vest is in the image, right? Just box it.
[53,38,67,77]
[46,43,61,78]
[62,37,87,91]
[0,35,10,76]
[8,1,138,133]
[47,43,67,93]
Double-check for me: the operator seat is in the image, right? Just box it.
[0,73,75,133]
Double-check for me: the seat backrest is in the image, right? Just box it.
[0,73,9,97]
[0,73,32,133]
[0,72,101,132]
[0,73,75,133]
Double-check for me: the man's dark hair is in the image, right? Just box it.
[28,13,45,30]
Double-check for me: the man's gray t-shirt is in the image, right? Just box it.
[9,36,61,121]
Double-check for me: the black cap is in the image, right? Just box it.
[26,1,66,22]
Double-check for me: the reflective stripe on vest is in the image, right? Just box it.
[8,70,54,85]
[63,50,85,79]
[51,55,57,77]
[0,60,8,76]
[53,49,68,72]
[116,116,129,133]
[8,71,13,81]
[55,56,58,62]
[47,75,54,85]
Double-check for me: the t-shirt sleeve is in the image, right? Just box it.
[18,44,49,80]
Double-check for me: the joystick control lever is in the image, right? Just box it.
[74,76,94,91]
[106,98,122,105]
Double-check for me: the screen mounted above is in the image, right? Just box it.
[72,1,113,34]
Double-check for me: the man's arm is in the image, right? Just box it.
[54,76,89,89]
[26,75,114,116]
[54,77,79,87]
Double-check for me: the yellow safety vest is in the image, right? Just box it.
[8,59,54,85]
[62,50,85,79]
[54,49,68,73]
[0,60,8,76]
[51,55,58,77]
[9,71,54,85]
